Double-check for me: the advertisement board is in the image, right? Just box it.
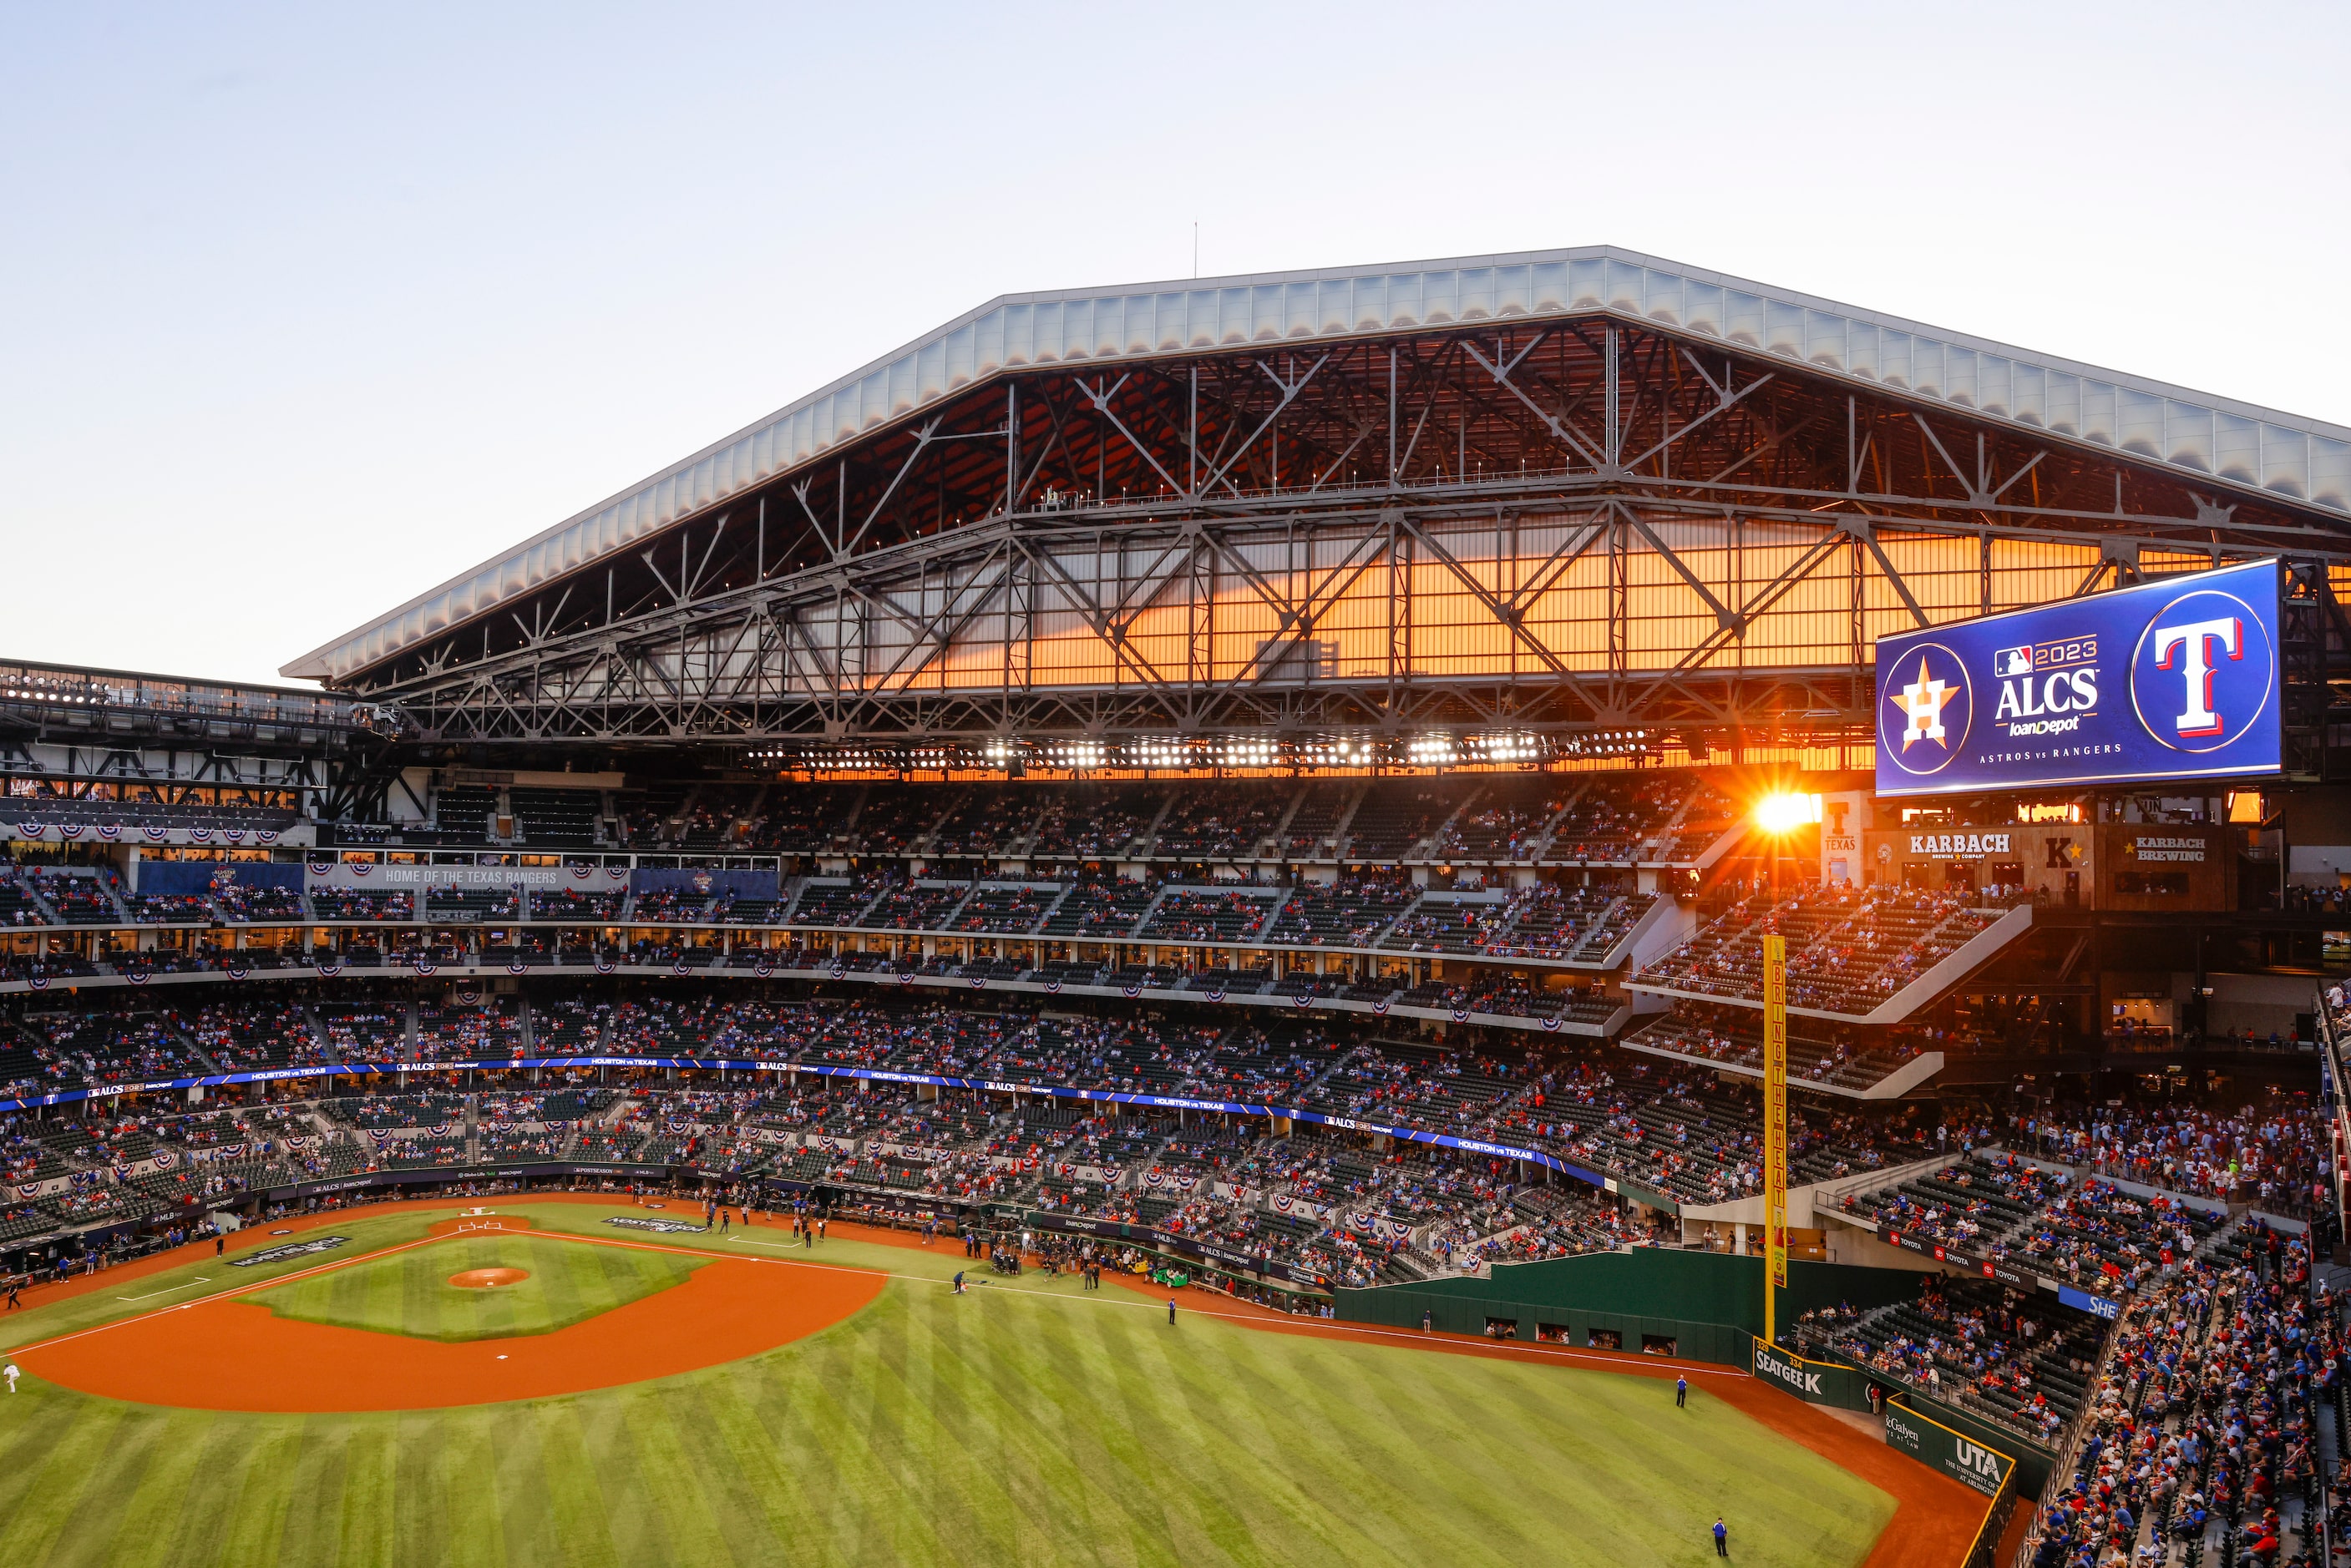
[1876,559,2282,797]
[1883,1400,2013,1497]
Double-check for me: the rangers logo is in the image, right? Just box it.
[692,871,713,894]
[1880,642,1973,776]
[2130,585,2277,753]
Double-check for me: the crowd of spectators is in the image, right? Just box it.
[2021,1224,2326,1567]
[1635,883,2005,1016]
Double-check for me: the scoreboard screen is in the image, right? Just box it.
[1875,559,2282,797]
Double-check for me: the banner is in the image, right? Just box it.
[629,867,780,898]
[139,862,304,896]
[1751,1338,1863,1409]
[1883,1400,2013,1498]
[1762,933,1788,1314]
[305,862,600,892]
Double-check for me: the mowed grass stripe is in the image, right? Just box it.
[0,1206,1897,1566]
[529,1399,621,1568]
[87,1406,215,1568]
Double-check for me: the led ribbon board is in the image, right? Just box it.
[1875,558,2283,797]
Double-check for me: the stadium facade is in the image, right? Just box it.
[0,248,2344,1363]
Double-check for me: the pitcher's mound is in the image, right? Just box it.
[448,1268,529,1289]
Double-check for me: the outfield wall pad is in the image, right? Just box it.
[1335,1250,1923,1366]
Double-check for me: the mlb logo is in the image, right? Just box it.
[1995,646,2034,678]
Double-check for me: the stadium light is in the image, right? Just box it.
[1754,792,1822,833]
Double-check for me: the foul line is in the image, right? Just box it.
[114,1277,210,1302]
[7,1232,461,1358]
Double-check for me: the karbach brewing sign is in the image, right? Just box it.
[1876,559,2282,796]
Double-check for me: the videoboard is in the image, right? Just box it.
[1875,559,2282,797]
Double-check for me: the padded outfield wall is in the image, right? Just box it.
[1335,1249,1921,1364]
[1340,1249,2055,1492]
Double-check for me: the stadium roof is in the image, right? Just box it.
[285,244,2351,684]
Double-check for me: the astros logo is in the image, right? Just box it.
[1880,642,1972,776]
[2128,587,2275,754]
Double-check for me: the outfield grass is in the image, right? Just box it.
[0,1202,1894,1566]
[255,1233,703,1343]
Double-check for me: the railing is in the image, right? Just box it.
[2005,1282,2133,1567]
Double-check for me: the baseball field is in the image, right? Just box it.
[0,1197,1939,1566]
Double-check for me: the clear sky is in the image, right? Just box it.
[3,2,2344,687]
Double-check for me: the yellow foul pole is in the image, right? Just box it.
[1762,932,1788,1345]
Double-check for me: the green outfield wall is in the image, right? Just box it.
[1335,1250,1924,1366]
